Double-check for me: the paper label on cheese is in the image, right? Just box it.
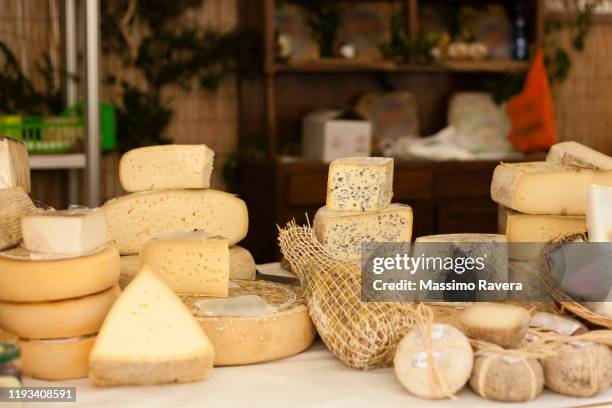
[194,295,279,317]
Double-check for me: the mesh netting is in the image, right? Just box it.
[278,221,415,369]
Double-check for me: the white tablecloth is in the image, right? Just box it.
[26,340,612,408]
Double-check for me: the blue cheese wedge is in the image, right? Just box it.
[326,157,394,211]
[313,204,412,261]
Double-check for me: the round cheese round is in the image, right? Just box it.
[0,285,120,339]
[182,280,315,366]
[0,246,119,302]
[20,335,96,380]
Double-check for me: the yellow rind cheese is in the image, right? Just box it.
[20,335,96,380]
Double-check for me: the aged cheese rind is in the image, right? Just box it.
[90,266,214,386]
[0,285,120,339]
[140,232,229,296]
[460,303,530,348]
[491,162,612,215]
[103,189,248,255]
[313,204,412,261]
[21,208,108,255]
[326,157,393,211]
[0,187,38,250]
[0,137,30,192]
[0,246,119,302]
[20,335,96,380]
[547,141,612,170]
[183,280,315,366]
[119,144,214,192]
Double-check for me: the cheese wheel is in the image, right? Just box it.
[20,335,96,380]
[182,280,316,366]
[0,285,120,339]
[0,246,120,302]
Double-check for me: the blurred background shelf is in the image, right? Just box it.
[29,153,86,170]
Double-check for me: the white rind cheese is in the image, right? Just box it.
[0,137,30,192]
[313,204,412,261]
[0,285,120,339]
[21,208,108,255]
[326,157,393,211]
[20,335,96,380]
[547,141,612,170]
[0,187,39,250]
[119,144,214,192]
[491,162,612,215]
[103,189,248,255]
[90,266,214,386]
[140,232,229,296]
[586,184,612,242]
[0,246,120,302]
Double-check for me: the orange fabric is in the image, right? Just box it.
[506,48,557,152]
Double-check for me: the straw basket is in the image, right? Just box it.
[542,228,612,329]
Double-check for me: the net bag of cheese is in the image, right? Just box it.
[278,221,415,369]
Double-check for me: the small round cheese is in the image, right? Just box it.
[20,335,96,380]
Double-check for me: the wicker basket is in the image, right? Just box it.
[542,228,612,329]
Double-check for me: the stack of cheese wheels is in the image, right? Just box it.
[0,208,120,380]
[103,145,254,290]
[492,141,612,303]
[313,157,413,261]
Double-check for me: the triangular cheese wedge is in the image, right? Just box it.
[89,266,214,386]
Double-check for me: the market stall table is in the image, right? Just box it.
[27,340,612,408]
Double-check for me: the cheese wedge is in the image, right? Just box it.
[0,137,30,192]
[547,141,612,170]
[103,189,248,255]
[90,266,214,386]
[491,162,612,215]
[21,208,108,255]
[0,187,39,250]
[119,144,214,192]
[140,232,229,296]
[586,184,612,242]
[20,335,96,380]
[228,246,256,280]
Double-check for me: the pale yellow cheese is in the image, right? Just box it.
[0,187,38,250]
[20,335,96,380]
[547,141,612,170]
[586,184,612,242]
[0,285,120,339]
[491,162,612,215]
[228,246,256,280]
[103,189,248,255]
[460,303,530,348]
[0,246,120,302]
[0,137,30,192]
[90,266,214,386]
[140,232,229,296]
[119,144,214,192]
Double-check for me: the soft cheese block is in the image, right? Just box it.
[90,266,215,386]
[21,208,108,255]
[313,204,412,261]
[140,232,229,296]
[491,161,612,215]
[0,246,120,302]
[119,144,214,192]
[20,335,96,380]
[0,285,120,339]
[326,157,394,211]
[0,187,39,250]
[586,184,612,242]
[103,189,248,255]
[547,141,612,170]
[0,137,30,192]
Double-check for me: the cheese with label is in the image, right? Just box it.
[21,208,108,255]
[501,207,585,260]
[547,141,612,170]
[140,232,229,296]
[586,184,612,242]
[90,266,214,386]
[182,280,315,366]
[326,157,393,211]
[0,187,38,250]
[119,144,214,192]
[313,204,412,261]
[0,137,30,192]
[0,246,119,302]
[20,335,96,380]
[460,303,530,348]
[491,162,612,215]
[228,246,256,280]
[103,189,248,255]
[0,285,120,339]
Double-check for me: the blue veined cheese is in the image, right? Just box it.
[313,204,412,261]
[326,157,393,211]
